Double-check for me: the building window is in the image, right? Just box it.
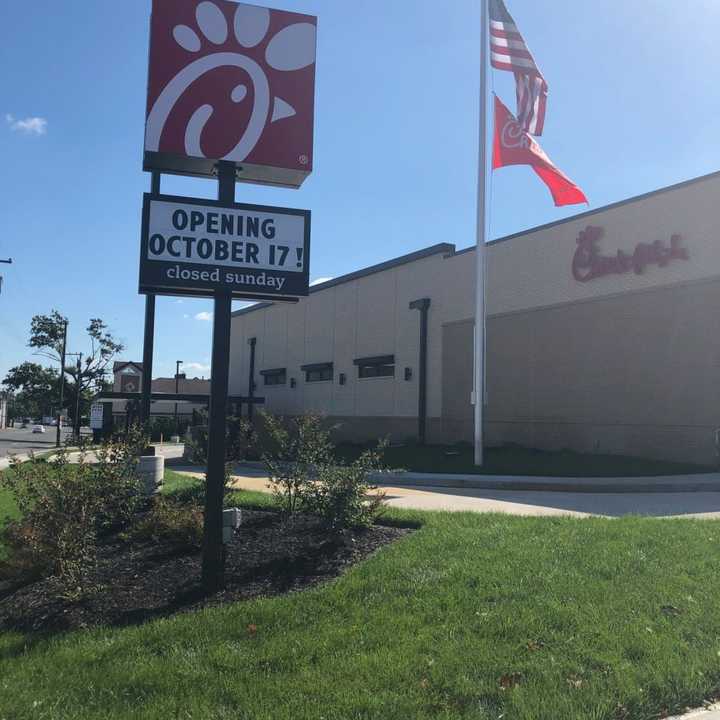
[301,362,333,383]
[260,368,286,386]
[120,373,141,393]
[354,355,395,379]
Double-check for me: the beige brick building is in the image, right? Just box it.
[229,171,720,465]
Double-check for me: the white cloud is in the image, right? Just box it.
[310,277,334,286]
[6,114,47,135]
[184,362,211,374]
[194,311,213,321]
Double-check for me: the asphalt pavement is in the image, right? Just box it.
[0,426,73,458]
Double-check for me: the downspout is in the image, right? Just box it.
[409,298,431,445]
[247,337,257,422]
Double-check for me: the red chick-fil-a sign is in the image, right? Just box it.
[572,226,689,283]
[144,0,317,188]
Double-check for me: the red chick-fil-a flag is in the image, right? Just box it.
[492,95,587,207]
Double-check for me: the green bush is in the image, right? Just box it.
[0,430,146,596]
[125,498,203,550]
[0,521,52,586]
[260,412,387,532]
[1,455,100,596]
[185,415,251,466]
[310,444,387,533]
[148,416,190,443]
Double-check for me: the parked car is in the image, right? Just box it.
[31,425,45,434]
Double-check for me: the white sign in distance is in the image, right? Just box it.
[89,403,104,430]
[139,193,311,300]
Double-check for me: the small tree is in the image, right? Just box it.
[28,311,124,436]
[2,362,59,419]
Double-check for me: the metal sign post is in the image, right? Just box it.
[140,172,160,430]
[202,161,235,591]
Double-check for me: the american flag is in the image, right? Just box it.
[489,0,548,136]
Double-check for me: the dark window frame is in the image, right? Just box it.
[260,368,287,387]
[301,362,334,383]
[354,355,395,379]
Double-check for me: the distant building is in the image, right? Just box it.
[111,362,210,422]
[0,393,7,430]
[229,170,720,466]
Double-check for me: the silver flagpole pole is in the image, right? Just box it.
[473,0,489,466]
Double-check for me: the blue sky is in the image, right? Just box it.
[2,0,720,381]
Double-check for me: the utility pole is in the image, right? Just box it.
[175,359,183,434]
[74,353,83,441]
[55,320,68,448]
[0,258,11,298]
[67,352,84,441]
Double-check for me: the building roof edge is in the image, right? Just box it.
[453,168,720,256]
[231,243,456,318]
[232,169,720,318]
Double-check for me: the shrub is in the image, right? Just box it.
[185,417,254,505]
[1,454,100,596]
[0,521,52,587]
[0,430,146,596]
[125,498,203,550]
[259,413,334,515]
[149,416,190,442]
[92,426,148,531]
[310,443,387,533]
[185,415,251,467]
[259,412,387,531]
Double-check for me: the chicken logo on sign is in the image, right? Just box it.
[144,0,317,188]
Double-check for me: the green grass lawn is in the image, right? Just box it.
[336,443,715,477]
[0,484,18,524]
[2,472,720,719]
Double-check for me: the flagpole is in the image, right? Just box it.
[473,0,489,466]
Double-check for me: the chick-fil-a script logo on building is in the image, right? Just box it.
[572,226,689,283]
[144,0,317,188]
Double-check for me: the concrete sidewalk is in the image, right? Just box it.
[171,467,720,519]
[0,443,186,471]
[667,704,720,720]
[0,453,32,471]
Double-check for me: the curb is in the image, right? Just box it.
[367,472,720,494]
[229,463,720,494]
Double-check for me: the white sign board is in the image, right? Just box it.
[90,403,104,430]
[139,194,311,300]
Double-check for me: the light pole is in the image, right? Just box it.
[175,359,183,434]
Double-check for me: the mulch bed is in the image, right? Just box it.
[0,509,411,634]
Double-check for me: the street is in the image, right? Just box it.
[0,426,77,459]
